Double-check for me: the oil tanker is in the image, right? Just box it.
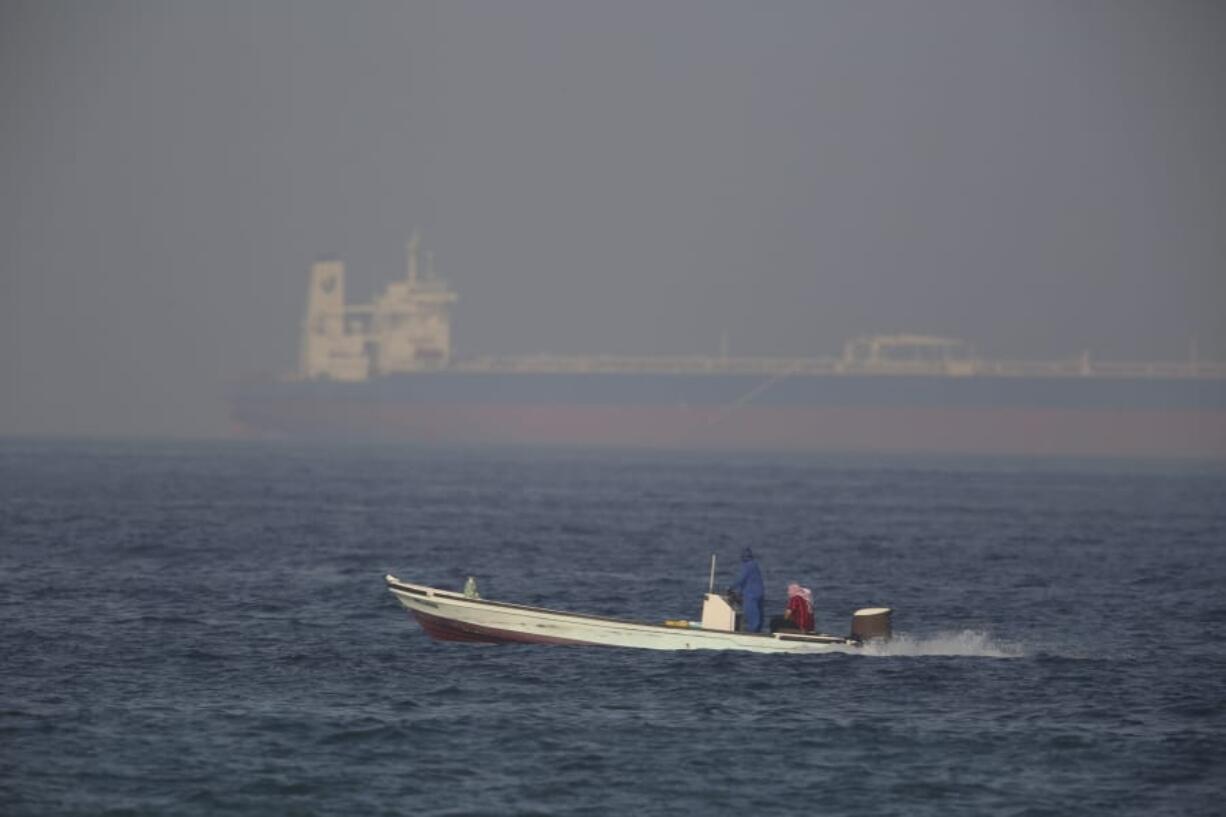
[230,238,1226,458]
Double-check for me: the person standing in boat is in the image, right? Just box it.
[728,547,765,632]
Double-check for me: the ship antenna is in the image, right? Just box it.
[708,553,717,594]
[407,231,420,285]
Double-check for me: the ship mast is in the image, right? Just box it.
[406,231,420,286]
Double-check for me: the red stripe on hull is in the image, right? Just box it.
[411,608,592,646]
[237,401,1226,459]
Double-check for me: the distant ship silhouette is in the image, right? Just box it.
[230,238,1226,458]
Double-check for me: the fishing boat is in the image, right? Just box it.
[385,574,893,654]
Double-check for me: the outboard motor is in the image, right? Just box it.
[851,607,893,641]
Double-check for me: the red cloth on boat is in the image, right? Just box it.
[785,594,814,632]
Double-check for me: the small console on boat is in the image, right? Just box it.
[701,593,737,632]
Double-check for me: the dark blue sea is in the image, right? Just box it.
[2,440,1224,816]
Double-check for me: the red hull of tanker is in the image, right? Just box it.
[232,399,1226,459]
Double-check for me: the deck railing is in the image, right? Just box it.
[443,355,1226,380]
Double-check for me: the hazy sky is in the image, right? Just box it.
[3,1,1224,437]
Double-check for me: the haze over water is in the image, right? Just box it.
[3,2,1225,438]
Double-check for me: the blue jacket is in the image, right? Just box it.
[730,558,764,601]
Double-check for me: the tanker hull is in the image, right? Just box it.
[231,372,1226,458]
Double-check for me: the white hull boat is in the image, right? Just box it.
[386,574,892,654]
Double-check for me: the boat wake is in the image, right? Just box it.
[857,629,1023,658]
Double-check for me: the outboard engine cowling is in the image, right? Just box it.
[851,607,892,641]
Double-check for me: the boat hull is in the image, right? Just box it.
[386,576,861,654]
[234,372,1226,458]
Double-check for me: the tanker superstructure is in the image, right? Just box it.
[231,239,1226,458]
